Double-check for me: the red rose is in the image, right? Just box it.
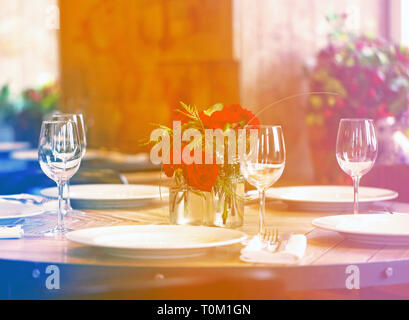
[162,148,182,178]
[182,151,218,192]
[199,106,240,129]
[163,163,177,178]
[199,111,225,129]
[241,108,260,126]
[199,104,260,129]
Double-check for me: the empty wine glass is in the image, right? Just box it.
[38,120,82,234]
[336,119,378,214]
[240,125,286,239]
[48,114,87,215]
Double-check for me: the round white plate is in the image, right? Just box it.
[0,198,45,220]
[313,213,409,245]
[66,225,247,259]
[39,184,168,209]
[258,186,398,211]
[0,142,29,153]
[11,148,100,161]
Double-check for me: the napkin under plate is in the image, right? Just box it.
[240,233,307,265]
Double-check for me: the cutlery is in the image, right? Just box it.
[262,228,279,251]
[276,232,292,252]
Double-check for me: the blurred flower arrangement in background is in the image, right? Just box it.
[306,13,409,184]
[0,82,59,146]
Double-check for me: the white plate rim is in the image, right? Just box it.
[260,185,398,204]
[39,184,169,201]
[0,199,46,220]
[66,225,247,250]
[11,148,103,161]
[312,213,409,238]
[0,142,30,152]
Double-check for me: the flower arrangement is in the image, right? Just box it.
[152,102,259,227]
[163,103,259,189]
[306,14,409,183]
[20,82,59,116]
[307,15,409,125]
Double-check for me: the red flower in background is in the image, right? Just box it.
[27,89,42,103]
[376,103,393,119]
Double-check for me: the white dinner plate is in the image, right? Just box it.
[313,213,409,246]
[39,184,169,209]
[256,186,398,212]
[0,198,46,221]
[0,142,29,153]
[11,148,100,161]
[66,225,247,259]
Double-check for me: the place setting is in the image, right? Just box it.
[0,102,407,277]
[39,184,168,210]
[310,119,409,246]
[59,105,311,263]
[4,0,409,302]
[0,107,406,263]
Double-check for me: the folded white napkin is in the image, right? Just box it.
[0,225,24,239]
[240,233,307,265]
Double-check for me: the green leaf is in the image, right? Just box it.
[0,84,10,104]
[204,103,224,116]
[180,101,198,117]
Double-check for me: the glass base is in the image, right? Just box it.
[47,209,85,216]
[64,209,85,216]
[42,226,73,237]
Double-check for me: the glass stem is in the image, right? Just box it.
[57,182,65,231]
[353,176,360,215]
[258,189,266,235]
[65,180,72,211]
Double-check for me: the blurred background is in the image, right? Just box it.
[0,0,408,198]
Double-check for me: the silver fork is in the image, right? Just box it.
[262,228,279,251]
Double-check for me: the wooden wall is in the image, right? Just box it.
[234,0,383,181]
[59,0,384,181]
[59,0,239,153]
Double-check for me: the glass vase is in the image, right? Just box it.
[169,177,244,229]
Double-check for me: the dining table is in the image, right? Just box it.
[2,171,409,299]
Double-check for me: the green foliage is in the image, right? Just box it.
[0,82,59,123]
[0,84,14,121]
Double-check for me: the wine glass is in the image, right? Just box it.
[336,119,378,214]
[48,114,87,215]
[38,120,82,234]
[240,125,286,239]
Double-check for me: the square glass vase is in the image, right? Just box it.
[169,178,245,229]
